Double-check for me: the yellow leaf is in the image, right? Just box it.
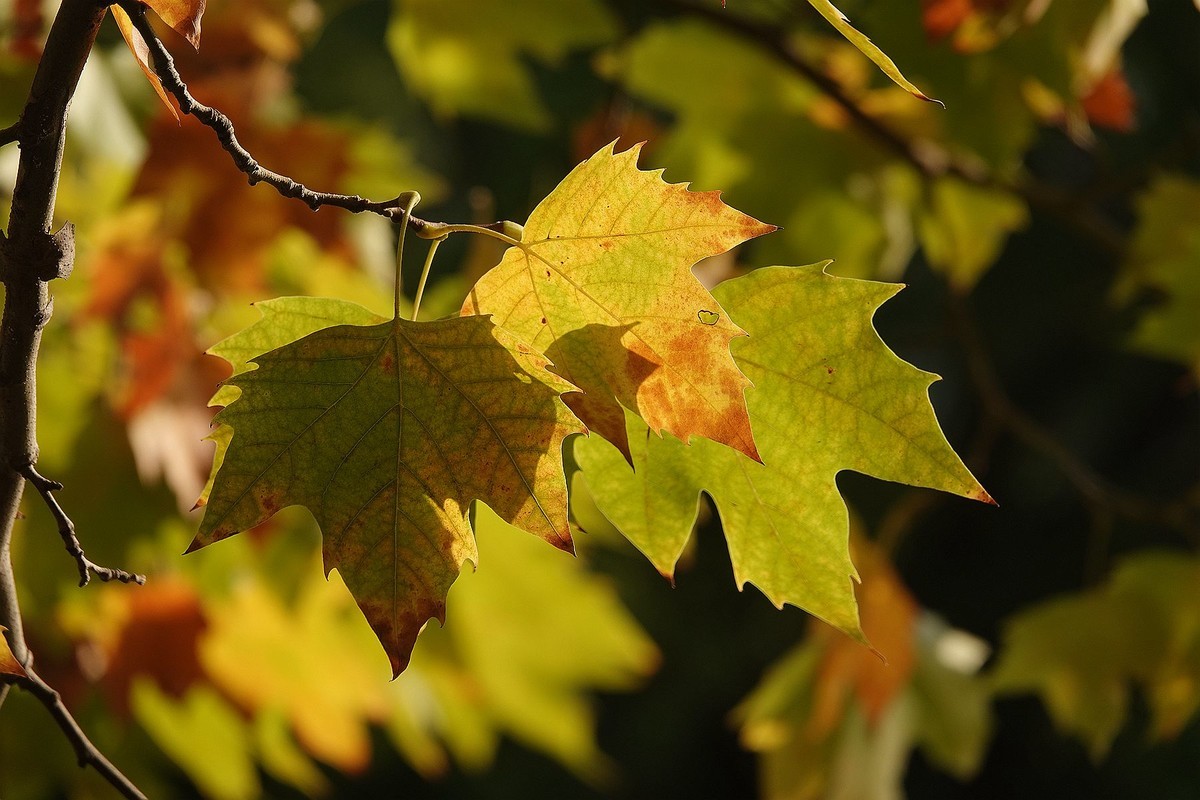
[463,142,775,460]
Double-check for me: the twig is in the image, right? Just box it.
[18,464,146,587]
[10,665,147,800]
[118,0,435,230]
[1,1,148,795]
[656,0,1127,258]
[0,123,20,148]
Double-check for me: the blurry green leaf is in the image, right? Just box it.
[388,0,617,130]
[200,564,393,772]
[806,0,941,104]
[132,681,259,800]
[578,265,989,639]
[917,178,1028,289]
[448,504,658,779]
[251,710,330,796]
[991,552,1200,759]
[462,142,775,461]
[1117,176,1200,374]
[197,299,582,673]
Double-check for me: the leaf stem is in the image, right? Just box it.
[392,192,421,320]
[411,235,447,321]
[415,222,522,249]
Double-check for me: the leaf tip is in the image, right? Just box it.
[974,486,999,506]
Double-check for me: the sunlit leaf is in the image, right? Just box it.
[917,178,1028,290]
[806,0,942,105]
[577,265,990,639]
[197,300,583,673]
[146,0,207,48]
[463,142,775,460]
[112,6,180,122]
[388,0,617,130]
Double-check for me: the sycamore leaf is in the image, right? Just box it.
[0,627,26,678]
[576,265,990,640]
[112,0,206,120]
[806,0,942,105]
[462,142,776,461]
[196,300,584,674]
[113,7,179,122]
[145,0,206,48]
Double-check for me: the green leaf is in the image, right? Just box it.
[462,142,776,461]
[1116,176,1200,375]
[577,265,989,639]
[990,551,1200,759]
[132,682,259,800]
[446,504,658,780]
[806,0,942,105]
[387,0,618,131]
[917,178,1028,290]
[196,300,583,674]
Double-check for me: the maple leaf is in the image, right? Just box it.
[576,264,991,640]
[195,298,583,674]
[462,142,775,461]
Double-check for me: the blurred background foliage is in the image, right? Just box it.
[1,0,1198,797]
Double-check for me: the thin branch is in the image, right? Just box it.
[118,0,435,230]
[656,0,1127,257]
[9,665,147,800]
[947,292,1200,545]
[19,464,146,587]
[0,123,20,148]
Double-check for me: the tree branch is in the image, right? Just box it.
[19,464,146,587]
[0,1,147,796]
[8,665,146,800]
[947,292,1200,546]
[656,0,1127,258]
[0,123,20,149]
[118,0,436,230]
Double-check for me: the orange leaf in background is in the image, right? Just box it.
[8,0,44,62]
[921,0,973,40]
[95,581,208,717]
[807,537,918,734]
[1083,67,1136,133]
[463,143,775,460]
[131,115,355,292]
